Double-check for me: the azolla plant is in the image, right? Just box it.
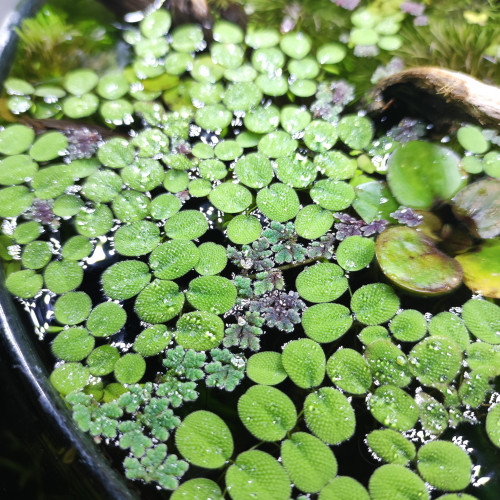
[1,0,500,498]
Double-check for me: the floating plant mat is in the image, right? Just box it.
[1,0,500,498]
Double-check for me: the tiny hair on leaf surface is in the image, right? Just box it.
[3,1,500,497]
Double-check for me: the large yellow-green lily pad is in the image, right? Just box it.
[455,238,500,298]
[387,141,464,210]
[376,226,463,295]
[452,178,500,239]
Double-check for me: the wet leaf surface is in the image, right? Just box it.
[456,238,500,298]
[452,178,500,239]
[376,226,463,294]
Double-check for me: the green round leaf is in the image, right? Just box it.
[195,104,232,130]
[199,159,227,181]
[389,309,427,343]
[408,336,463,387]
[112,190,150,223]
[244,105,280,134]
[195,242,227,276]
[282,339,326,389]
[12,221,42,244]
[87,302,126,337]
[311,179,355,211]
[21,240,52,270]
[31,164,74,199]
[358,325,390,345]
[150,193,181,220]
[52,327,94,362]
[319,476,370,500]
[87,345,120,376]
[295,205,333,240]
[280,32,311,59]
[81,170,122,203]
[54,292,92,325]
[302,303,353,343]
[351,283,400,325]
[63,93,99,119]
[429,312,470,350]
[296,263,347,303]
[238,385,297,441]
[209,182,252,214]
[227,215,262,244]
[462,299,500,344]
[123,159,164,192]
[164,210,208,240]
[304,120,338,153]
[135,280,185,323]
[114,353,146,384]
[369,385,419,431]
[61,236,93,261]
[327,348,372,394]
[5,269,43,298]
[316,43,346,64]
[415,391,448,436]
[256,183,301,223]
[369,464,429,500]
[457,126,489,154]
[175,311,224,350]
[214,140,243,161]
[246,351,287,385]
[376,226,463,295]
[97,138,135,169]
[417,440,472,491]
[171,479,223,500]
[0,186,34,217]
[226,450,291,500]
[75,204,114,238]
[149,240,199,280]
[281,432,337,493]
[44,260,83,294]
[336,236,375,271]
[29,131,68,162]
[0,124,35,155]
[114,220,160,256]
[315,151,357,181]
[486,403,500,448]
[0,155,38,185]
[50,363,89,395]
[53,194,84,217]
[140,9,171,38]
[258,131,297,158]
[387,141,463,210]
[176,410,233,469]
[280,105,311,135]
[133,324,172,357]
[366,429,416,466]
[186,276,237,314]
[304,387,355,445]
[64,69,98,95]
[289,56,320,78]
[223,82,262,111]
[364,339,412,387]
[234,153,273,189]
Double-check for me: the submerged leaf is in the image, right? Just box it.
[452,178,500,239]
[376,226,463,295]
[455,239,500,298]
[387,141,464,210]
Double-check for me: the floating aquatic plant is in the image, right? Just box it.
[1,0,500,497]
